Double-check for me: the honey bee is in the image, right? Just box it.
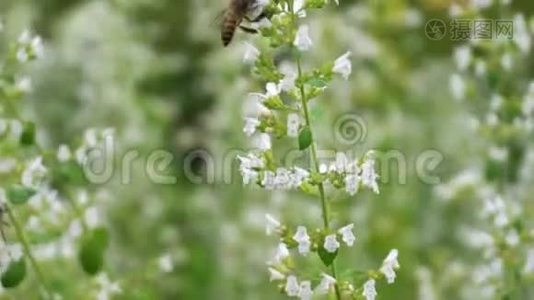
[221,0,269,47]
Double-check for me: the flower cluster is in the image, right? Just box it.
[234,1,399,299]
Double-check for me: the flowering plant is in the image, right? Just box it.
[235,1,399,298]
[0,28,119,299]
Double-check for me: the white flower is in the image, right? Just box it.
[380,249,400,284]
[524,249,534,274]
[15,77,32,93]
[315,273,336,294]
[285,275,300,297]
[243,93,270,117]
[293,226,311,255]
[253,133,271,150]
[85,206,100,228]
[501,53,513,71]
[274,242,290,263]
[268,267,286,281]
[57,144,72,162]
[96,273,122,300]
[31,36,44,58]
[450,73,465,101]
[323,234,340,253]
[265,214,281,236]
[505,229,519,247]
[298,281,313,300]
[274,168,291,188]
[294,25,312,51]
[237,153,263,185]
[262,170,276,189]
[345,174,360,196]
[289,167,309,188]
[158,254,173,273]
[514,14,531,55]
[18,30,32,44]
[243,117,260,136]
[21,156,47,187]
[333,52,352,80]
[338,224,356,246]
[243,42,260,63]
[361,158,379,194]
[362,279,377,300]
[266,82,281,98]
[279,63,298,91]
[287,113,300,137]
[454,46,472,71]
[9,120,23,141]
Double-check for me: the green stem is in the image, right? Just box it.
[296,56,342,300]
[5,204,52,299]
[288,0,342,298]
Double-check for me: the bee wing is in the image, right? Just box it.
[210,9,227,30]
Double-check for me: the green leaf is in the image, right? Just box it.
[298,127,312,150]
[308,78,327,88]
[79,227,109,275]
[53,161,87,187]
[6,185,37,205]
[1,259,26,288]
[20,122,36,146]
[318,246,338,267]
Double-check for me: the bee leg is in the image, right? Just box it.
[239,26,258,34]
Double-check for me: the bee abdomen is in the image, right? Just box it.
[222,11,241,47]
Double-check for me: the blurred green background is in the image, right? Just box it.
[1,0,534,299]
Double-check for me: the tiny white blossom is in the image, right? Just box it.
[294,25,312,51]
[96,273,122,300]
[333,52,352,80]
[85,206,100,228]
[454,45,472,71]
[253,133,272,150]
[268,267,286,281]
[450,73,465,101]
[362,279,377,300]
[243,117,260,136]
[298,281,313,300]
[31,36,44,58]
[338,223,356,246]
[262,170,276,189]
[275,242,290,263]
[243,93,271,117]
[345,174,360,196]
[266,82,281,98]
[243,42,260,63]
[57,144,72,162]
[524,248,534,274]
[279,63,297,91]
[265,214,281,236]
[315,273,336,294]
[21,156,47,187]
[323,234,340,253]
[380,249,400,284]
[287,113,300,137]
[293,226,311,255]
[15,77,32,93]
[361,158,379,194]
[285,275,300,297]
[158,254,173,273]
